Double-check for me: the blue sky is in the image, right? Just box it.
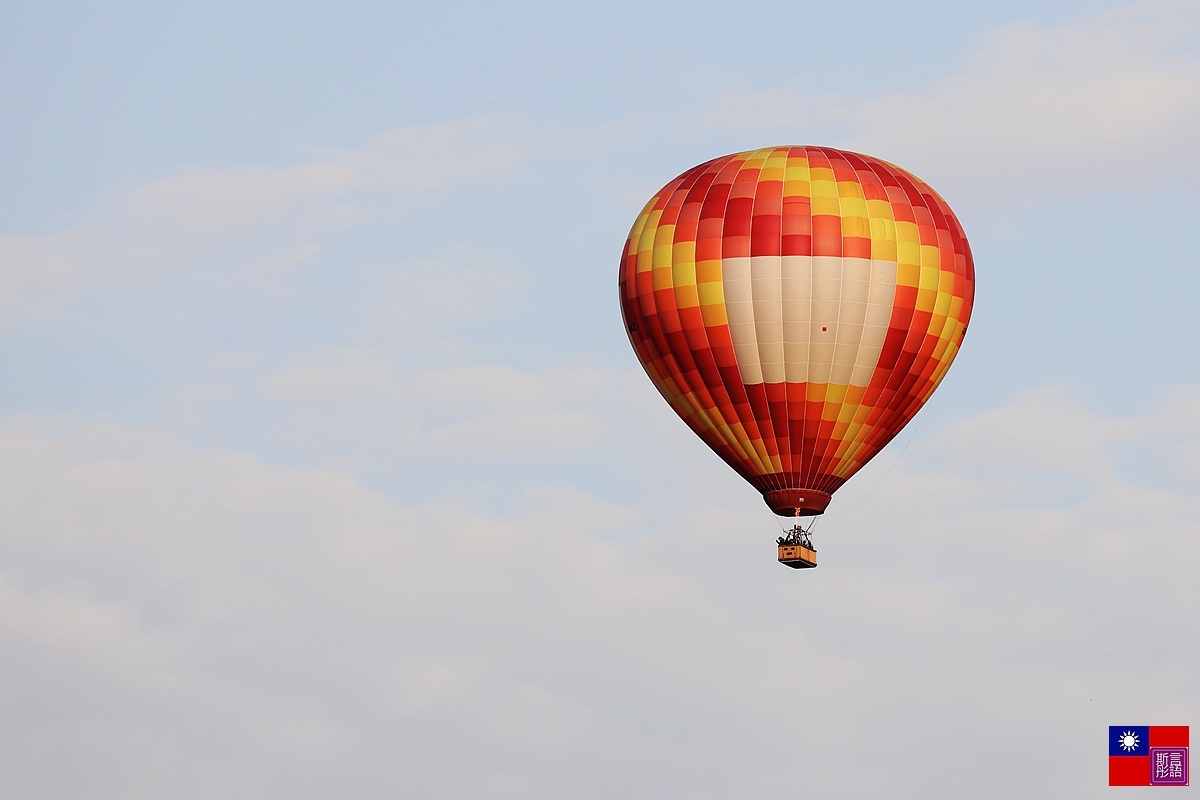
[1,1,1198,797]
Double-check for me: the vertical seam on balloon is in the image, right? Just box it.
[779,146,801,498]
[802,147,835,495]
[821,153,895,490]
[878,191,974,442]
[826,155,909,486]
[830,158,912,474]
[817,149,851,496]
[746,147,785,494]
[628,179,722,448]
[774,147,792,489]
[670,161,770,476]
[788,146,810,496]
[872,175,950,456]
[790,146,819,497]
[819,159,875,494]
[726,150,785,491]
[666,155,775,479]
[749,147,788,490]
[837,163,973,477]
[704,154,777,479]
[826,153,893,484]
[872,158,931,463]
[792,145,814,499]
[654,165,767,474]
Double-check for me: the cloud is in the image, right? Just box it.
[256,350,646,461]
[112,116,542,247]
[0,116,540,325]
[672,1,1200,200]
[911,386,1143,491]
[0,415,677,797]
[1,385,1198,798]
[122,160,361,242]
[849,2,1200,194]
[0,232,88,322]
[129,116,539,242]
[6,3,1199,332]
[1134,384,1200,482]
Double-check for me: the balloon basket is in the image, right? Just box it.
[778,544,817,569]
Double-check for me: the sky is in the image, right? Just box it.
[1,1,1198,797]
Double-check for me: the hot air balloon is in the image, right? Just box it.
[618,146,974,568]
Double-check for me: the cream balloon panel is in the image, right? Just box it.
[722,256,898,386]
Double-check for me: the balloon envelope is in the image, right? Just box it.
[619,146,974,516]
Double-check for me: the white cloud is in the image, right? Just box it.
[122,160,361,242]
[913,386,1143,485]
[1142,384,1200,480]
[111,116,541,248]
[849,2,1200,194]
[674,1,1200,199]
[1,386,1198,798]
[6,3,1199,331]
[0,228,99,322]
[257,350,646,461]
[0,116,539,325]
